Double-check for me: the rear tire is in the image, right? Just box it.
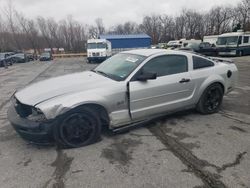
[196,83,223,114]
[54,107,101,148]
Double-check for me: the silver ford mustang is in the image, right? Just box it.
[8,49,238,148]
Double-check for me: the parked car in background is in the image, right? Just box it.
[0,52,15,67]
[8,49,238,148]
[39,52,53,61]
[26,53,35,61]
[6,53,27,63]
[180,42,218,56]
[181,39,202,48]
[167,40,183,49]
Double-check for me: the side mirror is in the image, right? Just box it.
[137,71,157,81]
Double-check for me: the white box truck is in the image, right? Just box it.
[87,39,112,63]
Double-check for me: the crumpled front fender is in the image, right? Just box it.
[36,92,108,120]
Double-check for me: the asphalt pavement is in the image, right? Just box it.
[0,56,249,188]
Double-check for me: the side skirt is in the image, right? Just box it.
[111,104,195,133]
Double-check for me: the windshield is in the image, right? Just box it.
[14,53,24,58]
[94,53,146,81]
[88,43,107,49]
[217,36,239,45]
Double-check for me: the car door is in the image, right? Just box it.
[129,54,195,120]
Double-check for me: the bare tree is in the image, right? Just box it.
[109,21,139,34]
[159,15,175,42]
[37,17,53,50]
[95,18,105,35]
[234,0,250,31]
[205,6,233,35]
[3,0,22,50]
[0,0,249,52]
[140,15,162,44]
[175,13,186,39]
[15,12,39,53]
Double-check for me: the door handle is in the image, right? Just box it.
[179,78,190,83]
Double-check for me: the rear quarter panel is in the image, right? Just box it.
[189,62,237,104]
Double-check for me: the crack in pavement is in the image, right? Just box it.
[219,112,250,126]
[129,133,154,137]
[148,125,227,188]
[229,126,247,133]
[217,152,247,173]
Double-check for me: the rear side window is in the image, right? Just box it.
[243,36,249,43]
[193,56,214,70]
[143,55,188,77]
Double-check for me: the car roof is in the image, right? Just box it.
[121,49,193,57]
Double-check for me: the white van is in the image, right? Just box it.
[87,39,112,63]
[217,31,250,56]
[203,35,219,46]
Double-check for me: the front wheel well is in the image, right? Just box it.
[74,103,110,126]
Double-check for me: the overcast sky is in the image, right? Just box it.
[1,0,241,27]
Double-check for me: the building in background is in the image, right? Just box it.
[99,34,151,54]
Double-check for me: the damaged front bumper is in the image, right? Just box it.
[7,103,56,145]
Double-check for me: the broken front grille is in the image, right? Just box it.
[14,99,32,118]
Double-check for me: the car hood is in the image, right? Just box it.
[15,71,115,106]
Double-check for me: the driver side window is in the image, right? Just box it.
[143,55,188,77]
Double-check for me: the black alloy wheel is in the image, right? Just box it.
[54,107,101,148]
[197,83,223,114]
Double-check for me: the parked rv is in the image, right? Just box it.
[87,39,112,63]
[217,31,250,56]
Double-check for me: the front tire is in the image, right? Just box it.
[54,107,101,148]
[197,83,223,114]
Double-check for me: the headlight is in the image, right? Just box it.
[27,107,47,122]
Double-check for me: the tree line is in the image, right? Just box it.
[0,0,249,53]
